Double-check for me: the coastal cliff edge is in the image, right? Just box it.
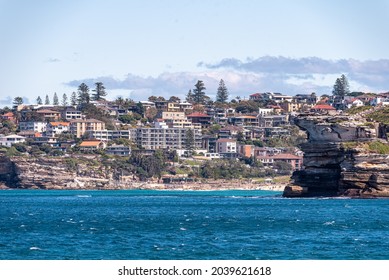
[283,114,389,197]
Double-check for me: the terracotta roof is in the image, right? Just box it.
[312,104,336,110]
[50,122,70,126]
[250,93,262,97]
[271,153,302,160]
[2,112,14,117]
[79,140,103,147]
[256,155,272,159]
[36,109,60,113]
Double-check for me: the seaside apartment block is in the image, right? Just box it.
[61,107,83,120]
[134,127,202,150]
[70,119,106,138]
[86,129,134,141]
[19,121,47,133]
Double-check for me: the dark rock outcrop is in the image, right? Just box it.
[0,156,18,188]
[284,114,389,197]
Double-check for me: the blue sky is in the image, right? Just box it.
[1,0,389,105]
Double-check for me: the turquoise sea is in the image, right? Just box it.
[0,189,388,260]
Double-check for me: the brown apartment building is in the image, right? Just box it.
[70,119,105,138]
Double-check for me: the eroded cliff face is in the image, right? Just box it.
[284,115,389,197]
[0,156,18,188]
[0,155,135,190]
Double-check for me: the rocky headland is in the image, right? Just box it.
[0,155,122,190]
[0,155,284,191]
[284,113,389,198]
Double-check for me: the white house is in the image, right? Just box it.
[346,98,364,108]
[46,122,70,136]
[105,145,131,156]
[216,138,237,156]
[370,97,389,106]
[205,152,221,159]
[0,134,26,147]
[258,108,274,116]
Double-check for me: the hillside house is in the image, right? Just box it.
[216,138,237,158]
[79,140,107,151]
[105,145,131,156]
[0,134,26,147]
[46,122,70,136]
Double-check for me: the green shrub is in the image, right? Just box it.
[6,146,22,157]
[64,158,78,171]
[346,105,372,115]
[367,107,389,125]
[368,141,389,154]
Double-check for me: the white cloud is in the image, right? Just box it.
[65,56,389,101]
[0,96,30,106]
[0,96,13,106]
[45,58,61,63]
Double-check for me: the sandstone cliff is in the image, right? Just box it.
[0,155,136,190]
[284,114,389,197]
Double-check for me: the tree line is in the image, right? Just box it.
[186,79,229,105]
[12,74,352,108]
[12,82,107,107]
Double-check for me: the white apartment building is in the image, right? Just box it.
[86,130,133,141]
[61,108,83,120]
[216,139,237,154]
[133,127,202,150]
[161,111,201,129]
[46,122,70,136]
[19,121,47,133]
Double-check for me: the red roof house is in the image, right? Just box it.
[311,104,336,114]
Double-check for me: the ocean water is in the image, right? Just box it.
[0,189,388,260]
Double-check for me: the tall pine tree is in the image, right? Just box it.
[332,74,350,108]
[77,83,90,104]
[62,93,68,106]
[186,89,194,103]
[70,92,77,106]
[45,94,50,105]
[216,79,228,103]
[193,80,207,104]
[185,128,195,157]
[92,82,107,101]
[53,92,59,105]
[36,96,42,105]
[332,74,350,98]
